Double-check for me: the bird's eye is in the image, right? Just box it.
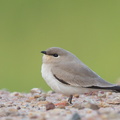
[53,54,58,57]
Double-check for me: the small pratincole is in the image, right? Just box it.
[41,47,120,104]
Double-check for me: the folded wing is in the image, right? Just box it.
[51,62,115,88]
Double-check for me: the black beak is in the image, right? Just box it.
[41,51,47,54]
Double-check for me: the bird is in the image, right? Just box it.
[41,47,120,104]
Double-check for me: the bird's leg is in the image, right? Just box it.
[68,95,73,104]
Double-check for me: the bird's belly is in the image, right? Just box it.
[41,64,95,95]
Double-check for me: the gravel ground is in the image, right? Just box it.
[0,88,120,120]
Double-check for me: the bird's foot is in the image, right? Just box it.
[68,95,73,104]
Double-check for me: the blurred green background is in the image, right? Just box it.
[0,0,120,92]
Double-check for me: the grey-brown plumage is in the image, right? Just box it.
[41,47,120,104]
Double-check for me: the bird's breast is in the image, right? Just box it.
[41,63,63,92]
[41,64,53,85]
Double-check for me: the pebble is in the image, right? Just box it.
[37,101,49,105]
[89,104,99,110]
[26,99,31,102]
[28,96,34,101]
[56,104,65,109]
[55,101,68,107]
[106,92,112,96]
[98,101,110,107]
[30,114,39,119]
[41,93,47,97]
[8,108,18,113]
[30,88,42,94]
[37,96,46,101]
[1,88,120,120]
[17,106,21,110]
[7,104,13,107]
[47,90,55,94]
[73,103,84,109]
[33,93,41,98]
[10,92,24,97]
[97,91,106,98]
[0,104,5,108]
[5,108,18,116]
[71,113,81,120]
[107,96,120,104]
[46,103,55,110]
[74,94,79,98]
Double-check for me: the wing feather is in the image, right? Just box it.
[51,61,114,87]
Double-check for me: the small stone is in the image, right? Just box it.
[28,112,39,119]
[2,116,13,120]
[37,96,46,101]
[47,90,55,94]
[98,101,110,107]
[98,91,106,98]
[86,109,92,113]
[37,101,49,106]
[46,102,55,110]
[71,113,81,120]
[10,92,25,98]
[28,97,34,101]
[33,93,41,98]
[30,88,42,94]
[55,102,67,109]
[55,101,68,106]
[107,96,120,104]
[26,99,31,102]
[9,108,18,112]
[90,104,99,110]
[101,114,108,119]
[106,92,112,96]
[7,104,13,107]
[41,93,47,97]
[0,104,5,108]
[6,108,18,116]
[57,105,65,109]
[74,94,79,98]
[80,101,99,110]
[30,115,38,119]
[17,106,21,110]
[73,103,84,109]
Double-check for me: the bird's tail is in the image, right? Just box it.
[86,85,120,92]
[111,85,120,92]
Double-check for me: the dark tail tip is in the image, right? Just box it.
[112,85,120,92]
[86,85,120,92]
